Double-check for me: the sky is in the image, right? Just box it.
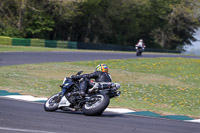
[183,28,200,55]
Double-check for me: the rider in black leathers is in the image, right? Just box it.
[71,64,112,96]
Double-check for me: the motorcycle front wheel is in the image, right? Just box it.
[44,93,60,112]
[82,94,109,116]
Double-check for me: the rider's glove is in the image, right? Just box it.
[71,75,77,80]
[82,74,88,78]
[71,75,87,80]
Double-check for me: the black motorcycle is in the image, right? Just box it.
[136,46,143,56]
[44,71,121,116]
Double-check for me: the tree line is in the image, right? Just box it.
[0,0,200,50]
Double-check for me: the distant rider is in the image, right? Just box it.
[71,64,113,96]
[135,39,146,50]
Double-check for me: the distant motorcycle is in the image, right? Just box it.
[44,71,121,116]
[136,46,143,56]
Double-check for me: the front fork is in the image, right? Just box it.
[61,88,66,97]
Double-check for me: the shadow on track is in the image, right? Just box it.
[53,110,126,118]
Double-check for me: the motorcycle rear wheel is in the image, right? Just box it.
[44,93,60,112]
[82,94,109,116]
[136,50,142,56]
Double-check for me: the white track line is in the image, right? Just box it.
[105,108,135,113]
[185,119,200,123]
[2,95,47,101]
[0,127,56,133]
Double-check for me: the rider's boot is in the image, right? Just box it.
[88,83,100,93]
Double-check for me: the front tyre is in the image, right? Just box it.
[44,93,60,112]
[82,94,109,116]
[136,50,139,56]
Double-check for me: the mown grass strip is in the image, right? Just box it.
[0,57,200,118]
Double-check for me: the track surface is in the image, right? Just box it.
[0,51,200,133]
[0,51,200,66]
[0,98,199,133]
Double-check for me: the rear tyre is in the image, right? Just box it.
[136,50,139,56]
[136,52,139,56]
[44,93,60,112]
[82,94,109,116]
[139,51,142,56]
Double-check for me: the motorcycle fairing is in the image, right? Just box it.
[58,96,71,108]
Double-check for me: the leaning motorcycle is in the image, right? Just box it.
[44,71,121,116]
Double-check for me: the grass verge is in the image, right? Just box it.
[0,45,77,52]
[0,57,200,118]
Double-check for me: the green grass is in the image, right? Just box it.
[0,45,126,53]
[0,57,200,118]
[0,45,72,52]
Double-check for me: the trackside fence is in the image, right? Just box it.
[0,36,180,53]
[0,36,12,45]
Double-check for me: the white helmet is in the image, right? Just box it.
[139,39,143,42]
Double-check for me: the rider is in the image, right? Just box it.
[71,64,112,96]
[135,39,146,50]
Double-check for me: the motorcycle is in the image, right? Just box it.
[44,71,121,116]
[136,46,143,56]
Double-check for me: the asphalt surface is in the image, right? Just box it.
[0,51,200,133]
[0,51,200,66]
[0,98,200,133]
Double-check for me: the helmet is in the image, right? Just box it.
[139,39,143,42]
[95,64,108,72]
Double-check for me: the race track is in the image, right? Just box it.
[0,51,200,133]
[0,98,199,133]
[0,51,200,66]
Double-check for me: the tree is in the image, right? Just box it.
[150,0,200,49]
[0,0,22,36]
[0,0,199,50]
